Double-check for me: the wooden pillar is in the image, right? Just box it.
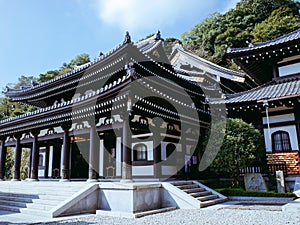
[44,145,50,178]
[30,130,40,181]
[0,137,7,180]
[121,116,132,181]
[88,126,99,181]
[28,144,33,179]
[60,124,71,181]
[12,134,22,181]
[153,139,161,179]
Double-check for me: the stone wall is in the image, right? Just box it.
[266,151,300,175]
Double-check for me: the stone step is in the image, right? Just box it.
[190,191,212,197]
[35,195,68,201]
[0,204,22,212]
[32,199,61,206]
[182,187,206,193]
[0,199,27,208]
[0,196,34,203]
[0,189,79,196]
[134,207,177,218]
[197,194,218,202]
[170,181,194,186]
[26,203,53,211]
[20,208,51,217]
[176,184,199,190]
[0,192,39,199]
[200,198,226,208]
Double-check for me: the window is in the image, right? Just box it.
[278,61,300,77]
[39,154,44,167]
[272,131,291,152]
[133,144,147,161]
[166,143,176,158]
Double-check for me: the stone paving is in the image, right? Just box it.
[0,200,299,225]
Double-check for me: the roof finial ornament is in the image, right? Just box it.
[155,30,161,40]
[123,31,131,44]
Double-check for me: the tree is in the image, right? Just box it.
[205,118,264,187]
[181,0,300,68]
[5,147,30,180]
[38,53,90,83]
[252,6,300,42]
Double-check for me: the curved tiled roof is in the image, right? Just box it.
[220,76,300,104]
[227,28,300,54]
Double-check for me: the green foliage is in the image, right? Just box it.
[181,0,300,68]
[5,147,30,180]
[252,6,300,42]
[38,53,90,83]
[14,75,36,89]
[206,118,264,187]
[215,188,296,197]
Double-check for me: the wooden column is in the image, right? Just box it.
[0,137,7,180]
[60,124,71,181]
[121,116,132,181]
[44,145,50,178]
[153,138,161,179]
[30,130,40,181]
[28,144,33,179]
[12,134,22,181]
[88,126,99,181]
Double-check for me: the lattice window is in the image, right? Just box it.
[133,143,147,161]
[272,131,291,152]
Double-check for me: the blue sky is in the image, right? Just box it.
[0,0,239,94]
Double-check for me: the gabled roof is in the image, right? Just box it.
[226,28,300,84]
[170,43,245,82]
[227,28,300,54]
[217,75,300,104]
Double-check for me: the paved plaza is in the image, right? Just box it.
[0,200,299,225]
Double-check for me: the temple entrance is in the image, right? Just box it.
[70,141,89,179]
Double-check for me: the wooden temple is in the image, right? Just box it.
[223,28,300,175]
[0,32,250,182]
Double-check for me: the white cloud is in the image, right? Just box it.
[221,0,240,13]
[96,0,219,32]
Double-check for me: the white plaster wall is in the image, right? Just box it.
[116,137,122,176]
[48,146,53,177]
[132,165,154,176]
[264,125,299,152]
[161,165,177,175]
[263,113,295,124]
[99,139,104,177]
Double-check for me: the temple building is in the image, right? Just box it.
[223,28,300,175]
[0,32,244,181]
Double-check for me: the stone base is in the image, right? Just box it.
[26,178,39,182]
[11,178,21,182]
[98,182,162,214]
[86,179,98,183]
[59,179,70,182]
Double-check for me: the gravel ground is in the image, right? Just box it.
[37,205,300,225]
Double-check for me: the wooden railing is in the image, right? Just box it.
[240,162,287,177]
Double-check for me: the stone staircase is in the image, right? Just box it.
[0,181,89,217]
[169,180,227,207]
